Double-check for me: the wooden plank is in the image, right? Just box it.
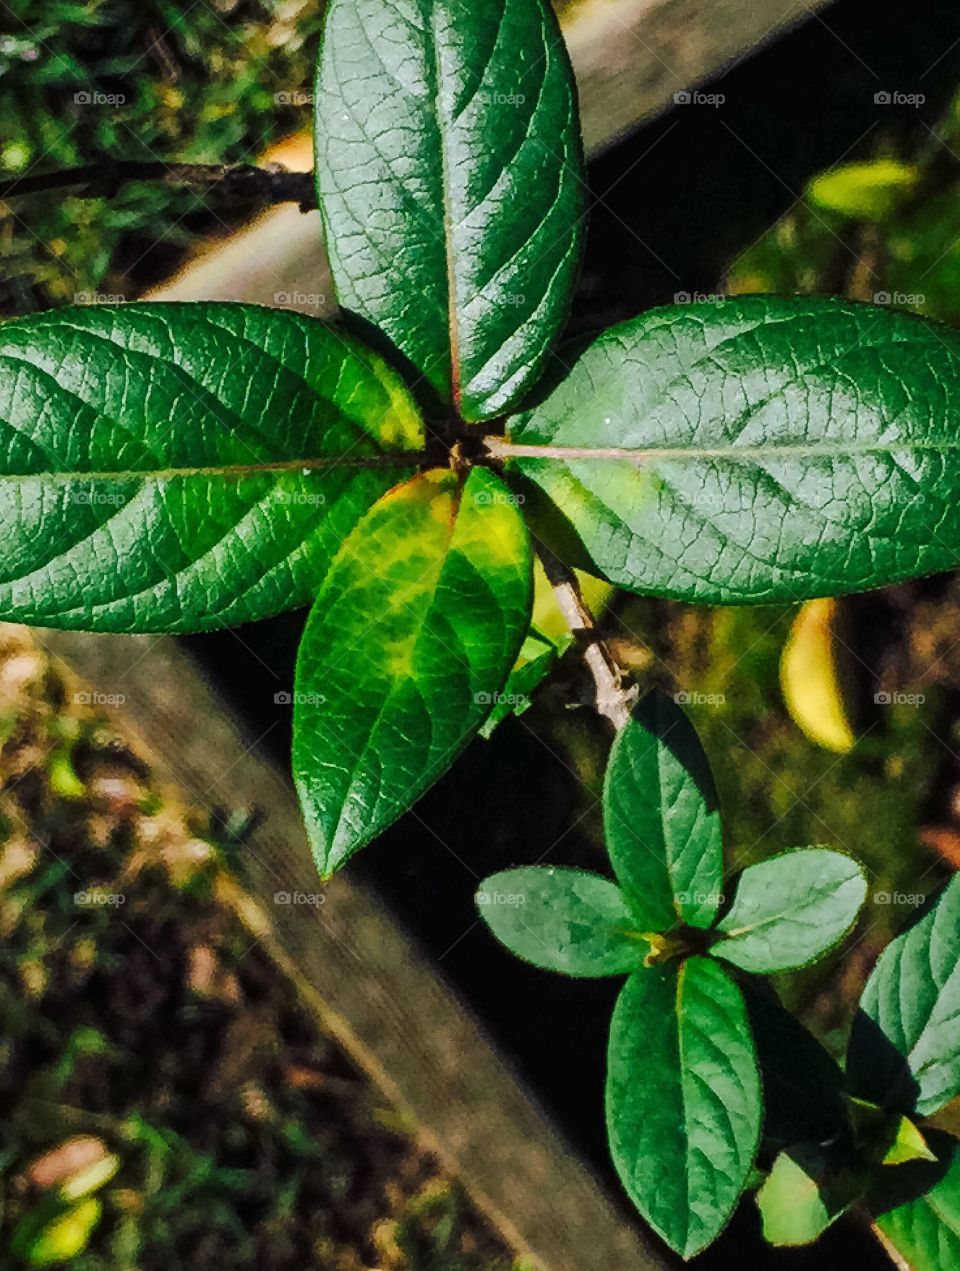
[568,0,836,155]
[34,628,665,1271]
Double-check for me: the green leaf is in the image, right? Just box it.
[848,877,960,1117]
[294,466,532,874]
[476,866,645,977]
[757,1145,863,1247]
[712,848,867,973]
[314,0,584,421]
[478,627,570,739]
[0,303,423,632]
[606,958,761,1258]
[873,1134,960,1271]
[497,297,960,603]
[881,1117,937,1167]
[603,692,724,932]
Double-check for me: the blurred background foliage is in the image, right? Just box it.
[0,0,324,314]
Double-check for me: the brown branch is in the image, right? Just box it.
[534,541,638,732]
[0,161,317,210]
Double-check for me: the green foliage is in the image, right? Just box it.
[314,0,584,420]
[5,0,960,1262]
[607,958,760,1258]
[874,1136,960,1270]
[503,296,960,603]
[848,876,960,1117]
[477,867,643,977]
[712,849,867,974]
[294,467,532,875]
[1,0,327,311]
[479,692,868,1257]
[0,303,423,631]
[604,692,723,930]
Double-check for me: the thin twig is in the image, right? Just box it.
[534,541,638,732]
[0,161,317,210]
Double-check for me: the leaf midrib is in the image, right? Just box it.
[489,439,960,463]
[0,454,428,482]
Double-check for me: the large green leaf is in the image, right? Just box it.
[848,877,960,1117]
[873,1136,960,1270]
[497,297,960,602]
[294,466,532,874]
[712,848,867,973]
[0,303,423,632]
[314,0,584,421]
[606,958,761,1258]
[476,866,645,977]
[603,693,724,932]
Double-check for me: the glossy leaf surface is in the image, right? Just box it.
[503,297,960,602]
[604,693,724,931]
[294,467,532,874]
[476,866,644,977]
[0,303,423,632]
[606,957,761,1258]
[314,0,584,420]
[713,848,866,973]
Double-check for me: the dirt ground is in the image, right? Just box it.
[0,625,520,1270]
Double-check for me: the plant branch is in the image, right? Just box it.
[0,161,317,210]
[533,541,638,732]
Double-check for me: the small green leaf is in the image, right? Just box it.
[604,692,724,931]
[314,0,584,420]
[873,1134,960,1270]
[712,848,867,973]
[882,1117,937,1167]
[294,467,532,874]
[478,628,570,739]
[848,876,960,1117]
[606,957,761,1258]
[0,303,423,632]
[757,1145,862,1247]
[476,867,645,977]
[499,296,960,603]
